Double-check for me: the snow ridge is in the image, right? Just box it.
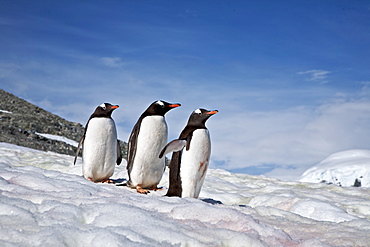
[1,142,370,246]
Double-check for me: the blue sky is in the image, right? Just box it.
[1,0,370,180]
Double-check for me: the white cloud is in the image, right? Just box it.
[209,97,370,180]
[298,70,331,83]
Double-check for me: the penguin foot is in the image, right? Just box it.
[86,177,114,183]
[150,185,163,191]
[101,179,114,184]
[136,185,150,194]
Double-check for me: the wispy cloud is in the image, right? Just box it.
[100,57,125,68]
[298,70,331,83]
[209,96,370,180]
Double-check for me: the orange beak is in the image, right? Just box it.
[111,105,119,109]
[169,103,181,108]
[206,110,218,115]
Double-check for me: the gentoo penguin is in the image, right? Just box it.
[159,108,218,198]
[127,100,181,194]
[74,103,122,182]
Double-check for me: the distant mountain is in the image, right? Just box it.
[300,149,370,188]
[0,89,127,159]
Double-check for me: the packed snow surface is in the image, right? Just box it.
[35,133,79,147]
[300,149,370,187]
[0,142,369,246]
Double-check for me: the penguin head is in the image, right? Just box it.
[91,103,119,118]
[145,100,181,116]
[188,108,218,127]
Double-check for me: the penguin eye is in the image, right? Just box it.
[194,109,202,115]
[99,103,106,110]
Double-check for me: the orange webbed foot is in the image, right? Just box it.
[101,179,114,183]
[150,185,163,191]
[136,185,150,194]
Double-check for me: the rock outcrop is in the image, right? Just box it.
[0,89,127,159]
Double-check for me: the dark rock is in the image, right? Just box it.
[353,178,362,187]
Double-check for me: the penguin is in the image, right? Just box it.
[127,100,181,194]
[159,108,218,198]
[74,103,122,182]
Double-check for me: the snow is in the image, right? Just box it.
[35,133,80,147]
[0,109,12,114]
[300,149,370,187]
[0,142,370,246]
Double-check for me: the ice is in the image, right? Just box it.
[0,142,369,246]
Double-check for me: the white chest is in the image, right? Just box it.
[82,118,117,181]
[85,118,117,143]
[182,129,211,163]
[130,116,168,187]
[180,129,211,198]
[137,116,168,146]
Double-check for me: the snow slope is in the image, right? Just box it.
[1,142,370,246]
[300,149,370,188]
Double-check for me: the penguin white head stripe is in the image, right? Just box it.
[156,101,165,107]
[194,109,202,114]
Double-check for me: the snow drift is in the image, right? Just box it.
[0,142,369,246]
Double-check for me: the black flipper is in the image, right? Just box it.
[126,120,141,181]
[116,140,122,165]
[73,135,85,165]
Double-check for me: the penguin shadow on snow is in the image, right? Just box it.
[110,178,128,185]
[201,198,223,205]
